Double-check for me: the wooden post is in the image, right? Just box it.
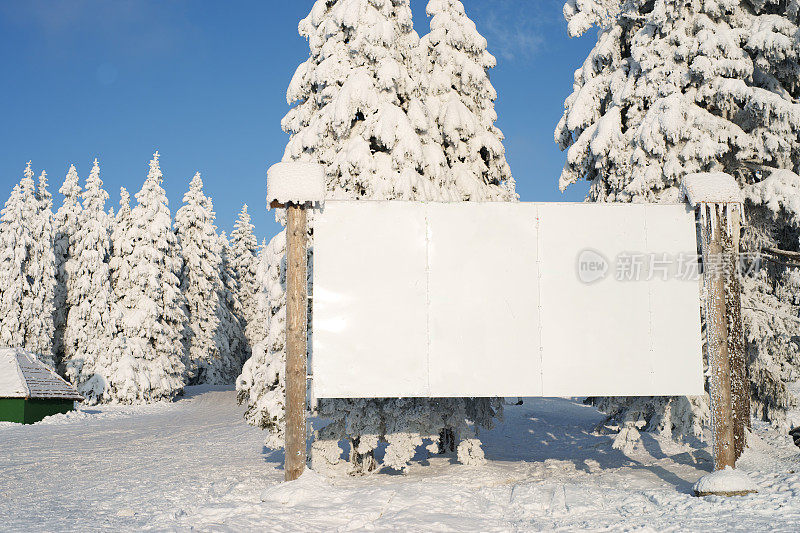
[267,161,324,482]
[685,174,756,497]
[701,205,736,471]
[725,206,750,460]
[285,202,308,482]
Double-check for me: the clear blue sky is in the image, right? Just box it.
[0,0,594,242]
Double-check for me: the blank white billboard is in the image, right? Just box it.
[312,201,703,399]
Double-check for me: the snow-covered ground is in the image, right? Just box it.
[2,387,799,532]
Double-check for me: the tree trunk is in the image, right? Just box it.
[349,438,377,475]
[438,428,456,454]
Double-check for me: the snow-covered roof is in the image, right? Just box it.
[267,162,326,208]
[0,348,83,401]
[682,172,743,206]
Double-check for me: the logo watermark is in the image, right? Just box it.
[577,249,609,284]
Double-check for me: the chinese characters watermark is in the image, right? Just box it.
[577,249,765,284]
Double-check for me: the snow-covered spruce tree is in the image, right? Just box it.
[110,187,132,301]
[229,205,260,347]
[175,173,245,385]
[219,230,247,326]
[0,164,56,367]
[220,223,251,376]
[244,240,270,359]
[31,170,57,365]
[106,153,188,402]
[556,0,800,438]
[220,230,250,364]
[0,180,29,354]
[62,160,116,403]
[421,0,516,201]
[237,232,287,449]
[53,165,83,368]
[237,0,507,474]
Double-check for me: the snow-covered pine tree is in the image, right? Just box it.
[107,153,188,403]
[110,187,132,301]
[53,165,83,368]
[219,230,247,325]
[0,163,56,367]
[421,0,516,201]
[62,160,116,403]
[175,173,245,385]
[30,170,57,365]
[237,0,507,473]
[281,0,444,201]
[219,229,249,366]
[220,240,249,373]
[229,205,260,346]
[0,180,29,354]
[247,240,270,354]
[556,0,800,439]
[228,204,258,330]
[237,232,286,449]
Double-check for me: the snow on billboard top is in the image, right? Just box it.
[267,161,325,206]
[0,348,83,400]
[312,201,704,399]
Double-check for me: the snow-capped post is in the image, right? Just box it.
[267,161,325,482]
[683,173,756,497]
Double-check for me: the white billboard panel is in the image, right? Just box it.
[312,201,703,399]
[642,205,705,396]
[537,204,652,396]
[312,202,430,398]
[426,203,543,397]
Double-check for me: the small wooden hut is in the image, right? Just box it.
[0,348,83,424]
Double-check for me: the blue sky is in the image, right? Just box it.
[0,0,595,241]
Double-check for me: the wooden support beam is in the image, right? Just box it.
[267,160,324,483]
[285,202,308,482]
[724,206,749,460]
[684,173,758,497]
[701,206,737,472]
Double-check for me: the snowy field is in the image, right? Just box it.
[2,387,799,532]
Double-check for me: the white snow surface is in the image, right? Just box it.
[693,466,759,495]
[267,161,326,206]
[682,172,743,206]
[2,387,800,531]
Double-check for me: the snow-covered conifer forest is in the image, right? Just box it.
[2,0,800,528]
[0,154,255,403]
